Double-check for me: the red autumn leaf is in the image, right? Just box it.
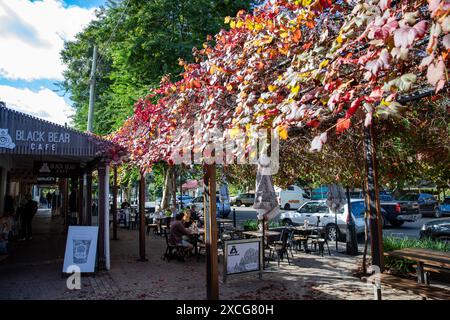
[292,29,302,42]
[345,97,364,118]
[336,118,351,134]
[306,120,320,128]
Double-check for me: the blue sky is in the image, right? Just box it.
[0,0,107,124]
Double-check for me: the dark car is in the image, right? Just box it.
[398,193,440,218]
[420,218,450,243]
[438,197,450,216]
[380,199,421,227]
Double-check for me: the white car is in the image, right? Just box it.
[274,185,309,210]
[279,199,366,241]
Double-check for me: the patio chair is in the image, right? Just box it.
[162,228,186,262]
[267,228,292,267]
[146,217,158,236]
[310,220,330,257]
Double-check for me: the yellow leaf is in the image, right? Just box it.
[280,31,289,38]
[224,16,231,24]
[236,20,244,28]
[255,23,264,31]
[302,0,313,5]
[229,128,240,138]
[230,20,236,29]
[278,126,289,140]
[268,85,277,92]
[226,84,233,91]
[319,59,329,69]
[336,34,343,44]
[291,85,300,94]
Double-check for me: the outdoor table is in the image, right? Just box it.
[385,248,450,284]
[241,230,281,238]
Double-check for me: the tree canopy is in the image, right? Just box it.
[60,0,252,135]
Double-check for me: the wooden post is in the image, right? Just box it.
[86,173,92,226]
[62,178,69,233]
[97,163,107,270]
[138,170,147,261]
[172,166,177,210]
[363,121,384,272]
[78,175,84,225]
[112,166,118,240]
[203,164,219,300]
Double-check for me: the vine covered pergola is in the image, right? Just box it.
[112,0,449,299]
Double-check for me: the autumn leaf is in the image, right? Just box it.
[310,132,327,152]
[393,20,428,48]
[426,58,446,92]
[336,118,351,134]
[277,125,289,140]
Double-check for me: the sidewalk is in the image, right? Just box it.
[0,212,425,300]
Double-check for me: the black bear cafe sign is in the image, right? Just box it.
[0,106,102,157]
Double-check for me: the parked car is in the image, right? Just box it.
[176,195,193,208]
[187,195,230,218]
[420,218,450,243]
[231,193,255,207]
[398,193,440,218]
[279,200,369,241]
[380,199,421,227]
[274,185,310,210]
[438,197,450,216]
[187,196,204,211]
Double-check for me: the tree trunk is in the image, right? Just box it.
[160,165,174,210]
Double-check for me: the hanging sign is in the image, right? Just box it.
[34,161,81,177]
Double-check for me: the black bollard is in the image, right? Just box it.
[233,208,236,228]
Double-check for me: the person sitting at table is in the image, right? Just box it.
[182,210,194,228]
[169,212,194,255]
[190,205,199,221]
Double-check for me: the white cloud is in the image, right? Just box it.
[0,0,96,81]
[0,85,74,124]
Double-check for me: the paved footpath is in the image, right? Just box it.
[0,210,431,300]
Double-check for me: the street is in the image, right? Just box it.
[230,206,435,240]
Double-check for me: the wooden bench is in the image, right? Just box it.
[365,273,450,300]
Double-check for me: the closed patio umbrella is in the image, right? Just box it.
[326,184,347,251]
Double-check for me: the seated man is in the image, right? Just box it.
[169,213,193,254]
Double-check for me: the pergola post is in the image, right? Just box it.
[138,170,148,261]
[62,178,69,233]
[97,162,110,270]
[203,164,219,300]
[78,175,84,225]
[86,172,92,226]
[363,121,384,274]
[112,166,118,240]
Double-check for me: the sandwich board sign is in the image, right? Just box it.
[63,226,98,274]
[223,238,263,283]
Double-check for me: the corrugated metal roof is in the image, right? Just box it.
[0,105,117,159]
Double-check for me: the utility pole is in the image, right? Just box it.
[87,45,97,133]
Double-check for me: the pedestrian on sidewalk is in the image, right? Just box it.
[46,192,52,209]
[20,195,38,241]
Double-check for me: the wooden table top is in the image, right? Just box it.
[241,230,281,238]
[385,248,450,269]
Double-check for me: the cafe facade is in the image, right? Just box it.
[0,104,124,270]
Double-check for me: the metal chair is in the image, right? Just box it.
[162,228,185,262]
[267,228,292,267]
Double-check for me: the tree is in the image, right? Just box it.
[60,0,251,135]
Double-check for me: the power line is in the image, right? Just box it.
[94,0,131,72]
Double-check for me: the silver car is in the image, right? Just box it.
[279,200,366,241]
